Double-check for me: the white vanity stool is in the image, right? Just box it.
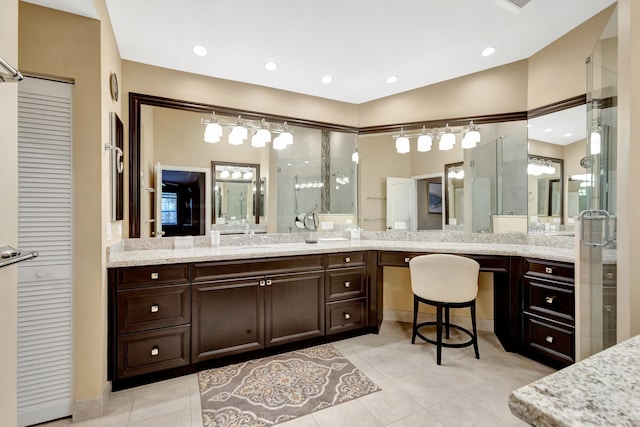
[409,254,480,365]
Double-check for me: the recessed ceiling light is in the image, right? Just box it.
[193,45,207,56]
[544,128,553,133]
[564,133,573,137]
[481,46,496,57]
[386,76,398,84]
[321,75,333,84]
[265,61,278,71]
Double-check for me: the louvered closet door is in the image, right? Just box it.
[17,77,73,427]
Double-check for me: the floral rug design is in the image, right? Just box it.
[198,344,380,426]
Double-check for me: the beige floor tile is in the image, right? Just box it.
[128,409,191,427]
[129,377,192,424]
[364,349,426,380]
[311,399,382,427]
[462,382,524,426]
[341,352,388,385]
[387,409,447,427]
[392,371,458,408]
[358,380,422,425]
[428,395,515,427]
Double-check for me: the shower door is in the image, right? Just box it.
[577,8,618,360]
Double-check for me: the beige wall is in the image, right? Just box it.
[527,5,616,109]
[359,60,528,128]
[19,2,106,408]
[0,0,18,423]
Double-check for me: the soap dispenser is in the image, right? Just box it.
[210,225,220,247]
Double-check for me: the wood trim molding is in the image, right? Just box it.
[527,95,586,119]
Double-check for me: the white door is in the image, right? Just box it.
[17,77,73,426]
[386,177,414,231]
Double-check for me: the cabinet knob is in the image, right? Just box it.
[344,313,351,320]
[150,304,159,313]
[266,279,272,286]
[151,346,159,356]
[544,267,553,274]
[151,272,159,280]
[259,280,266,287]
[545,335,555,344]
[344,281,351,288]
[344,257,351,263]
[545,296,556,305]
[404,257,410,263]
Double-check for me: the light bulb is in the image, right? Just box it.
[395,136,410,154]
[280,131,293,146]
[220,170,230,179]
[232,125,248,140]
[228,132,244,145]
[256,128,271,143]
[251,133,266,148]
[439,132,455,150]
[272,135,287,150]
[417,135,432,152]
[231,170,241,179]
[243,171,253,179]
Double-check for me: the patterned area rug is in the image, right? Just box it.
[198,343,381,426]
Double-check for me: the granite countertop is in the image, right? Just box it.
[509,334,640,426]
[106,231,581,268]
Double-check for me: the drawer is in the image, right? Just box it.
[117,264,190,289]
[326,267,366,302]
[117,285,191,333]
[525,259,574,283]
[524,315,574,365]
[326,252,366,269]
[326,299,366,335]
[524,278,574,326]
[192,255,324,282]
[116,325,190,378]
[378,251,422,267]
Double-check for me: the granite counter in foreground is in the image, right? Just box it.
[509,334,640,426]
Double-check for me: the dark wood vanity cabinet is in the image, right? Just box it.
[325,251,368,334]
[190,256,325,363]
[109,264,191,381]
[523,258,575,367]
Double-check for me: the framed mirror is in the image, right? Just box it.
[444,162,464,228]
[109,112,124,221]
[212,161,260,226]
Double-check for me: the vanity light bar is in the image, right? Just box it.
[202,113,294,149]
[391,121,480,154]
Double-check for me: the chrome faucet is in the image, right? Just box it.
[244,224,255,245]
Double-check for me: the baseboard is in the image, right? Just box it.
[383,309,494,333]
[72,381,110,423]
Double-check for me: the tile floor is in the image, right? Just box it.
[39,321,554,426]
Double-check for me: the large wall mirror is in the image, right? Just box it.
[128,93,358,237]
[527,97,587,233]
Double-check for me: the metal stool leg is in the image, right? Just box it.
[445,306,450,339]
[471,301,479,359]
[411,295,419,344]
[436,303,443,365]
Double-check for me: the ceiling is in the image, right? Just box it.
[24,0,615,104]
[528,105,587,145]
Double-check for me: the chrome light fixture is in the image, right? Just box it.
[461,121,480,149]
[417,134,433,152]
[395,128,410,154]
[202,113,293,150]
[439,124,456,150]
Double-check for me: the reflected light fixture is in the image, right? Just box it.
[590,123,601,155]
[220,170,230,179]
[439,124,456,150]
[461,121,480,149]
[202,113,293,150]
[231,170,242,179]
[417,132,433,152]
[243,170,253,179]
[352,142,359,163]
[395,128,410,154]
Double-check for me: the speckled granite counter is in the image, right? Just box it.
[107,231,584,268]
[509,334,640,426]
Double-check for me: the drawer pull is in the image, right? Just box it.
[545,296,556,305]
[151,272,159,280]
[344,281,351,288]
[150,304,159,313]
[545,267,553,274]
[259,280,266,287]
[545,335,555,344]
[266,279,272,286]
[151,346,159,356]
[344,257,351,263]
[344,313,351,320]
[404,257,410,263]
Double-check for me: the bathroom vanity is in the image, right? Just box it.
[107,236,577,390]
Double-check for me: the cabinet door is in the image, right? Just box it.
[265,271,324,347]
[191,278,265,362]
